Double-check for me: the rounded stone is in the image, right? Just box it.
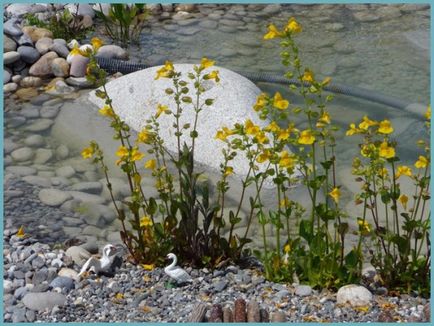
[29,51,59,77]
[65,246,91,266]
[38,188,72,206]
[69,55,89,78]
[20,76,43,88]
[24,134,45,147]
[4,51,21,65]
[24,119,54,132]
[17,46,41,64]
[11,147,34,162]
[55,166,76,178]
[4,70,12,84]
[336,284,373,307]
[95,45,129,60]
[34,148,53,164]
[51,58,70,77]
[4,35,17,52]
[35,37,53,55]
[4,83,18,93]
[55,144,69,159]
[22,292,66,312]
[22,26,53,43]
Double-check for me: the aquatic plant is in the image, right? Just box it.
[83,43,246,267]
[94,4,148,46]
[347,109,431,296]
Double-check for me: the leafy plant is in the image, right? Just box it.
[94,4,149,46]
[83,44,246,268]
[348,109,431,296]
[24,6,92,41]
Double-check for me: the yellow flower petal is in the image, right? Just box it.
[379,141,395,159]
[264,23,282,40]
[140,216,153,228]
[254,93,268,111]
[116,145,129,158]
[377,120,394,134]
[16,225,25,238]
[359,116,377,130]
[138,129,152,144]
[224,166,234,177]
[302,69,314,83]
[99,105,115,118]
[144,159,156,170]
[279,151,295,169]
[273,92,289,110]
[329,187,340,204]
[90,37,103,51]
[395,165,412,179]
[81,146,94,159]
[298,130,315,145]
[284,17,302,34]
[425,105,431,120]
[415,155,428,169]
[399,194,409,210]
[200,57,215,69]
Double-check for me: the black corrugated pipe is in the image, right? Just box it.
[96,57,416,113]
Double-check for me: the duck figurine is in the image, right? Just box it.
[164,253,192,285]
[78,244,121,278]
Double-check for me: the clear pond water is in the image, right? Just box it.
[4,4,430,250]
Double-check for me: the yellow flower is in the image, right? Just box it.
[280,197,290,208]
[302,69,314,83]
[115,293,124,300]
[200,57,215,69]
[255,131,269,144]
[205,70,220,82]
[357,219,371,235]
[415,155,428,169]
[141,264,155,271]
[138,129,152,144]
[156,104,170,118]
[361,143,375,158]
[346,123,361,136]
[396,165,412,179]
[329,187,340,204]
[316,111,331,128]
[379,141,395,159]
[99,105,115,118]
[359,116,377,130]
[425,105,431,120]
[277,128,290,141]
[145,159,156,170]
[90,37,103,51]
[298,129,315,145]
[283,243,291,253]
[140,215,153,228]
[254,93,268,111]
[256,150,271,163]
[264,121,280,133]
[279,151,295,169]
[224,166,234,177]
[215,126,234,141]
[69,45,82,56]
[273,92,289,110]
[131,148,145,162]
[399,194,409,210]
[379,167,389,178]
[81,146,94,159]
[155,61,174,79]
[377,120,394,134]
[116,145,129,158]
[16,225,25,238]
[245,119,260,136]
[264,23,282,39]
[284,17,302,34]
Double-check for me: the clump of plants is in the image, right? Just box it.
[83,42,246,267]
[81,17,430,296]
[24,5,92,41]
[94,4,149,46]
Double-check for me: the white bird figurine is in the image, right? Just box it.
[78,244,119,278]
[164,253,192,284]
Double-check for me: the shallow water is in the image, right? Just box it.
[4,4,430,250]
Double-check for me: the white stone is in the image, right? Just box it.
[65,246,91,266]
[22,292,66,311]
[336,284,373,307]
[65,3,95,18]
[34,148,53,164]
[11,147,34,162]
[55,166,76,178]
[88,64,264,177]
[39,188,72,206]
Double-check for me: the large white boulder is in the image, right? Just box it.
[88,64,265,177]
[337,284,373,307]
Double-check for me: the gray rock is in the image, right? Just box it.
[12,308,27,323]
[67,191,106,204]
[55,144,69,159]
[35,37,54,55]
[50,276,75,291]
[88,64,263,177]
[40,105,60,119]
[4,18,23,36]
[4,35,17,52]
[213,280,228,292]
[14,33,34,47]
[5,166,37,176]
[11,147,34,162]
[4,70,12,84]
[17,46,41,64]
[29,51,59,77]
[34,148,54,164]
[25,309,36,322]
[55,166,76,178]
[25,119,54,132]
[6,3,48,17]
[295,284,313,297]
[22,292,67,311]
[177,27,201,35]
[95,45,129,60]
[65,246,91,266]
[22,175,51,187]
[65,3,95,18]
[263,4,282,15]
[49,42,70,58]
[38,188,72,206]
[14,286,29,299]
[70,55,89,77]
[24,134,45,147]
[336,284,373,307]
[12,74,22,83]
[65,77,93,88]
[4,51,21,65]
[70,182,102,194]
[20,76,43,88]
[198,20,218,29]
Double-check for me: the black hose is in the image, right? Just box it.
[96,57,414,111]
